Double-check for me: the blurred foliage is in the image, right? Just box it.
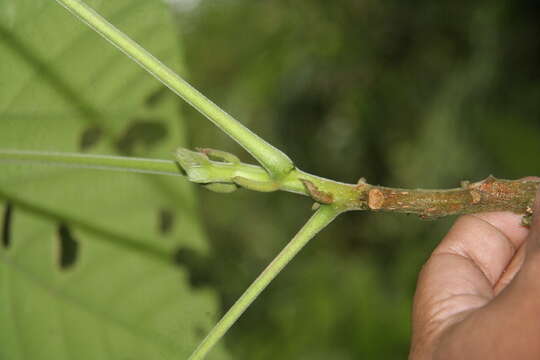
[173,0,540,358]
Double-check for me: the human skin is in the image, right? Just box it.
[410,187,540,359]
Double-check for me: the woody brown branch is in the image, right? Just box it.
[360,176,539,220]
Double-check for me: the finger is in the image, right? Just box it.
[508,189,540,293]
[491,185,540,294]
[467,211,530,290]
[433,213,525,289]
[412,181,539,359]
[411,212,529,355]
[437,191,540,360]
[425,179,539,296]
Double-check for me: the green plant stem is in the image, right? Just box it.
[0,150,181,176]
[3,149,539,219]
[53,0,294,180]
[188,205,340,360]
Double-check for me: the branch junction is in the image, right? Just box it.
[175,148,539,223]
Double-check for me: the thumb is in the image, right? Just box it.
[464,190,540,359]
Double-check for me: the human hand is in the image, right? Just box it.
[410,188,540,359]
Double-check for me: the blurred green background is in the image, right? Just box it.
[173,0,540,358]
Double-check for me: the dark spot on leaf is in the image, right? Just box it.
[158,208,174,235]
[79,126,103,151]
[57,223,79,270]
[2,203,13,249]
[174,248,212,288]
[195,326,207,338]
[115,120,167,155]
[145,86,169,108]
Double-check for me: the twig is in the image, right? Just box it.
[2,149,538,221]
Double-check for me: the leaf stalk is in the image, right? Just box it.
[187,205,340,360]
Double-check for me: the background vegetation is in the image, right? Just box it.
[1,0,539,359]
[177,0,540,358]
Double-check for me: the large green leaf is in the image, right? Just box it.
[0,0,228,358]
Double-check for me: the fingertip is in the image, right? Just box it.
[525,189,540,252]
[510,189,540,297]
[531,188,540,230]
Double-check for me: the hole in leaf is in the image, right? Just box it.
[158,208,174,235]
[195,326,207,339]
[115,120,167,155]
[2,203,13,249]
[145,86,169,108]
[79,126,103,151]
[57,223,79,270]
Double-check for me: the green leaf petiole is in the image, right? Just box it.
[54,0,294,181]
